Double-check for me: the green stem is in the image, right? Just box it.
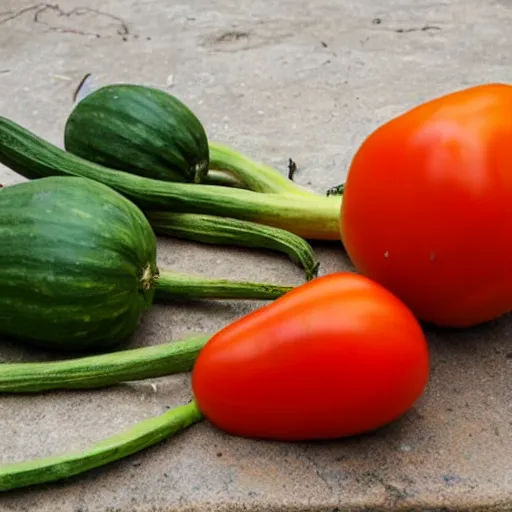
[209,141,317,196]
[201,170,248,189]
[154,271,293,301]
[0,117,342,240]
[146,212,319,280]
[0,401,203,492]
[0,335,210,393]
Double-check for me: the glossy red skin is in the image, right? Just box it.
[340,83,512,327]
[192,273,429,441]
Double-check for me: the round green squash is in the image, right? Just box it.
[0,176,158,351]
[64,84,209,184]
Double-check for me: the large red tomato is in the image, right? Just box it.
[192,273,429,441]
[340,83,512,327]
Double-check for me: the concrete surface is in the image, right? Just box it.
[0,0,511,510]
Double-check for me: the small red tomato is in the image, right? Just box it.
[192,273,429,441]
[340,83,512,327]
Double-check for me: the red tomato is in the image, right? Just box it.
[192,273,429,441]
[340,83,512,327]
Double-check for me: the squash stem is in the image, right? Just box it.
[0,117,342,240]
[201,170,248,189]
[146,212,319,280]
[0,400,203,491]
[0,335,211,393]
[208,141,318,196]
[154,271,293,301]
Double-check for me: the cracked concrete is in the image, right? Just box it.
[0,4,130,39]
[0,0,511,510]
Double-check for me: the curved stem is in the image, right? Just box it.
[201,170,248,189]
[0,401,203,492]
[154,270,293,301]
[0,335,211,393]
[209,141,318,196]
[0,117,342,240]
[146,212,319,280]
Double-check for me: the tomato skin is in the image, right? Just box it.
[191,273,429,441]
[340,83,512,327]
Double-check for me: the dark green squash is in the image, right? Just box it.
[64,84,210,183]
[0,176,294,352]
[0,176,158,351]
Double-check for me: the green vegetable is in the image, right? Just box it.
[157,274,290,301]
[0,117,342,240]
[0,176,157,351]
[200,169,247,189]
[146,212,319,280]
[65,83,315,195]
[0,400,203,492]
[63,85,320,270]
[154,272,292,301]
[0,335,210,393]
[64,84,210,184]
[0,177,293,352]
[208,141,317,195]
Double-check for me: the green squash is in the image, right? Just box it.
[64,84,209,183]
[0,174,294,351]
[0,176,158,351]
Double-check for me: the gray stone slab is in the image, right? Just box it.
[0,0,510,510]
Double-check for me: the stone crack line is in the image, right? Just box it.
[0,3,130,38]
